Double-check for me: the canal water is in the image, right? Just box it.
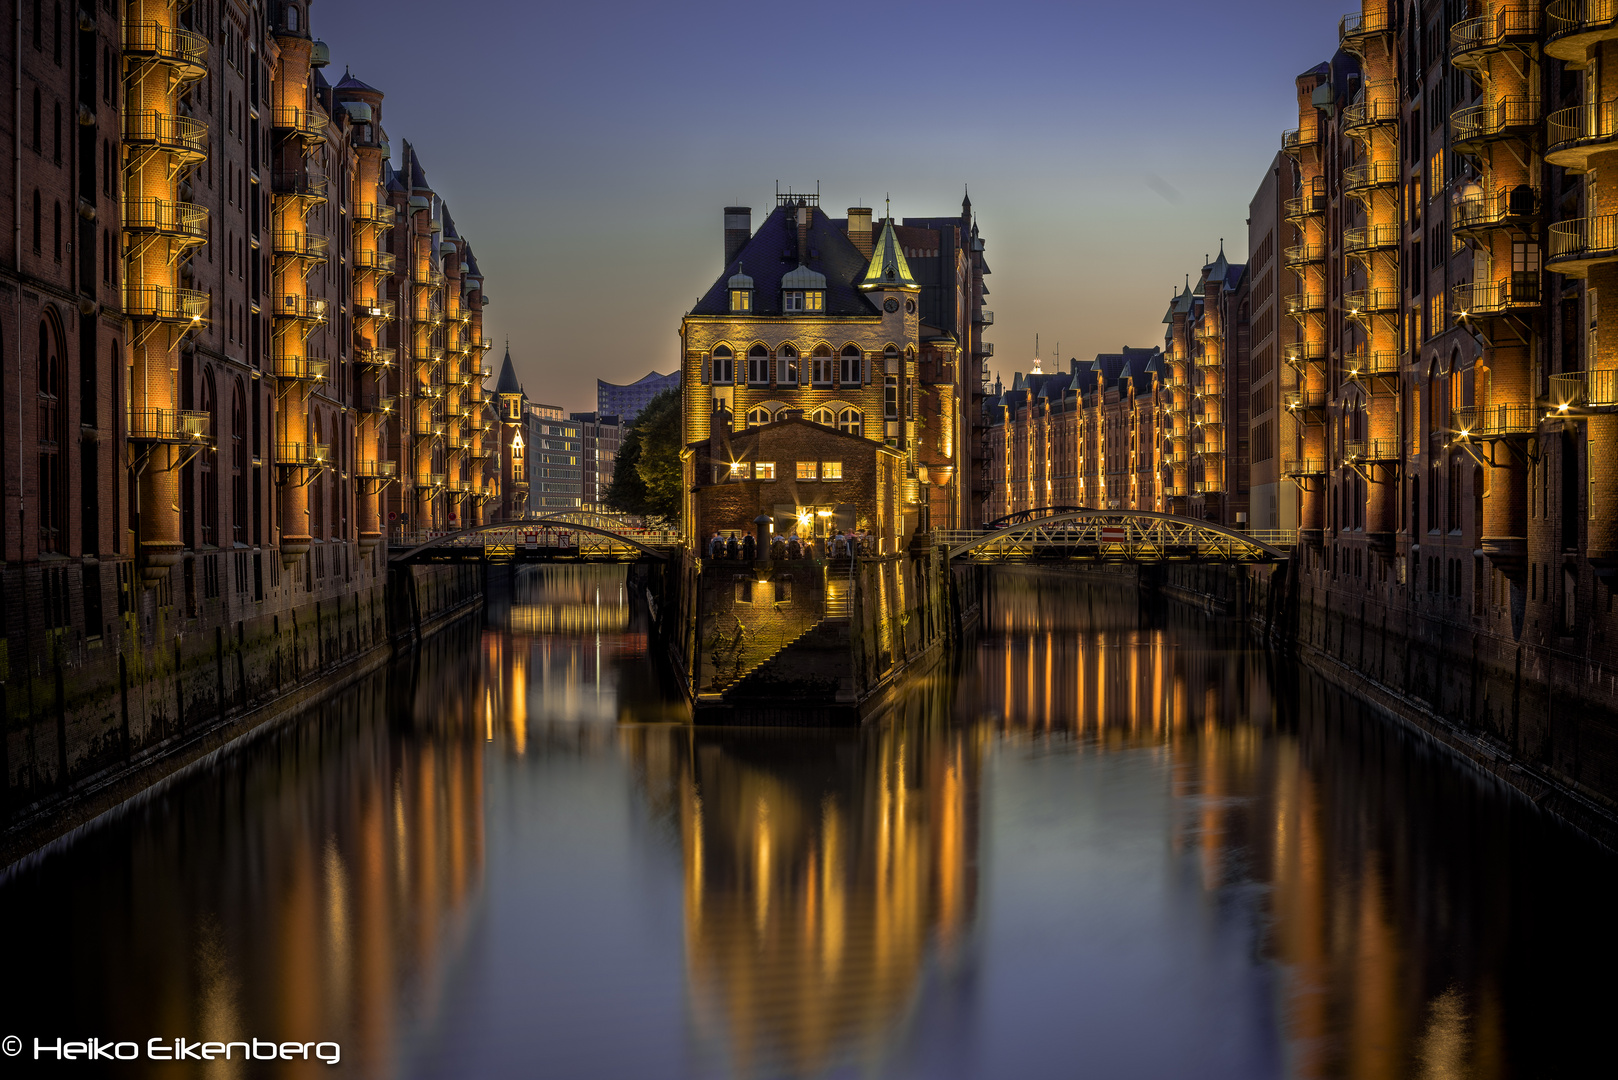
[2,565,1615,1079]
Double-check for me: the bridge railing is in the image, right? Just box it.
[939,515,1291,563]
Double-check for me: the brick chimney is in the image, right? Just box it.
[795,201,812,262]
[723,207,751,268]
[847,207,872,257]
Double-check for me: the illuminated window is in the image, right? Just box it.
[729,288,752,313]
[811,406,834,426]
[784,290,824,312]
[797,461,818,480]
[746,406,772,427]
[821,461,843,480]
[757,462,776,480]
[838,408,863,437]
[729,461,752,480]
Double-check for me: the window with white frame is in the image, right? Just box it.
[840,344,862,385]
[796,461,818,480]
[838,408,863,437]
[711,345,733,384]
[812,344,834,385]
[821,461,843,480]
[748,344,770,384]
[757,462,776,480]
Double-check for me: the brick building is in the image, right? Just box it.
[570,411,622,512]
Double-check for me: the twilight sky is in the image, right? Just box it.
[316,0,1340,411]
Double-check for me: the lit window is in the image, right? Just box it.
[797,461,818,480]
[746,406,772,427]
[730,289,752,313]
[804,290,823,311]
[757,462,776,480]
[729,461,752,480]
[822,461,843,480]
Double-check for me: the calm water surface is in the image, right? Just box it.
[3,566,1616,1079]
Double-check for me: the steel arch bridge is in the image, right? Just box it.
[938,510,1289,564]
[388,515,677,565]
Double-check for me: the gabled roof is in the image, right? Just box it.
[494,347,522,395]
[441,204,460,241]
[859,217,919,290]
[335,67,381,94]
[690,204,878,318]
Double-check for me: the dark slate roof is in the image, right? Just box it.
[401,141,430,191]
[335,67,381,94]
[384,161,404,192]
[691,205,880,318]
[442,205,460,241]
[494,348,522,395]
[463,249,482,279]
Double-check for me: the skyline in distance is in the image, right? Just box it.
[314,0,1339,409]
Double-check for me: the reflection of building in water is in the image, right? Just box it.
[620,679,982,1078]
[976,567,1505,1078]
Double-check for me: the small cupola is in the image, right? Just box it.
[728,265,754,314]
[860,217,919,291]
[781,263,826,313]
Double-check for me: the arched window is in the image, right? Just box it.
[200,370,217,546]
[31,87,40,151]
[232,380,247,543]
[36,318,64,554]
[53,200,61,261]
[711,345,734,384]
[778,343,798,384]
[747,343,770,385]
[31,190,40,253]
[811,406,834,426]
[840,344,862,385]
[53,99,60,163]
[812,343,833,385]
[838,408,863,437]
[286,4,300,32]
[746,406,772,428]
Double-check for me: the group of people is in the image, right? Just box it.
[706,529,870,561]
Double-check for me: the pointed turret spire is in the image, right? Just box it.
[859,216,918,291]
[494,342,522,395]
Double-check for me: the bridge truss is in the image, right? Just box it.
[938,510,1289,564]
[389,516,678,565]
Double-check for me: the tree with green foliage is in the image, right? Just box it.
[606,387,683,523]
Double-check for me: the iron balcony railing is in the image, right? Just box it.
[270,170,328,202]
[1343,87,1400,130]
[1281,457,1327,476]
[271,230,329,261]
[353,249,397,274]
[1452,404,1539,437]
[414,267,447,290]
[277,442,331,467]
[355,459,398,479]
[354,347,395,369]
[355,393,396,414]
[1285,341,1327,365]
[976,309,995,325]
[355,297,396,321]
[1453,278,1541,317]
[413,416,445,438]
[1192,480,1225,495]
[353,202,397,228]
[1546,101,1618,167]
[124,284,208,323]
[411,348,445,366]
[1343,223,1401,253]
[1287,388,1328,411]
[123,21,207,78]
[270,295,327,321]
[128,408,210,442]
[1451,97,1541,147]
[1163,484,1188,498]
[447,427,468,450]
[974,341,995,357]
[1454,186,1541,230]
[1285,292,1327,315]
[1344,160,1401,191]
[271,354,330,381]
[1548,214,1618,267]
[1547,0,1618,62]
[1282,126,1320,154]
[1285,193,1327,220]
[123,198,208,243]
[271,105,329,142]
[1451,6,1542,68]
[1344,438,1399,460]
[1346,350,1400,376]
[1343,288,1401,315]
[122,110,208,161]
[419,473,447,489]
[1340,7,1394,44]
[1550,369,1618,408]
[1284,241,1327,266]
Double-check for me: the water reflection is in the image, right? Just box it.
[1,566,1615,1079]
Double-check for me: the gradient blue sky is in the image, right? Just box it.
[317,0,1341,410]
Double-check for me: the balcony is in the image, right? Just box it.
[1547,101,1618,171]
[353,249,397,274]
[447,427,468,450]
[271,104,329,144]
[973,341,995,357]
[475,339,495,354]
[1547,0,1618,63]
[353,203,397,228]
[1343,289,1400,316]
[418,472,447,489]
[1451,97,1541,151]
[123,198,208,245]
[271,230,329,263]
[1282,126,1320,156]
[1550,369,1618,409]
[1454,186,1541,234]
[356,394,396,415]
[122,111,208,164]
[1451,6,1543,71]
[1192,480,1224,495]
[1285,192,1327,221]
[411,348,445,367]
[277,442,331,468]
[414,267,447,290]
[270,170,328,204]
[1343,87,1399,133]
[270,295,328,324]
[1281,457,1327,477]
[127,408,210,443]
[354,297,396,322]
[354,346,395,370]
[1284,291,1327,316]
[1451,403,1538,439]
[1285,341,1327,366]
[123,21,207,81]
[355,459,398,479]
[124,285,208,324]
[271,354,330,382]
[1453,278,1541,320]
[1344,438,1399,461]
[413,415,445,438]
[1343,159,1400,193]
[1346,350,1400,378]
[1548,214,1618,277]
[1286,388,1328,412]
[1339,7,1393,51]
[1342,223,1400,255]
[1284,241,1327,267]
[417,383,445,400]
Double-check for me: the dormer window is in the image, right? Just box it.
[730,288,752,313]
[784,290,823,313]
